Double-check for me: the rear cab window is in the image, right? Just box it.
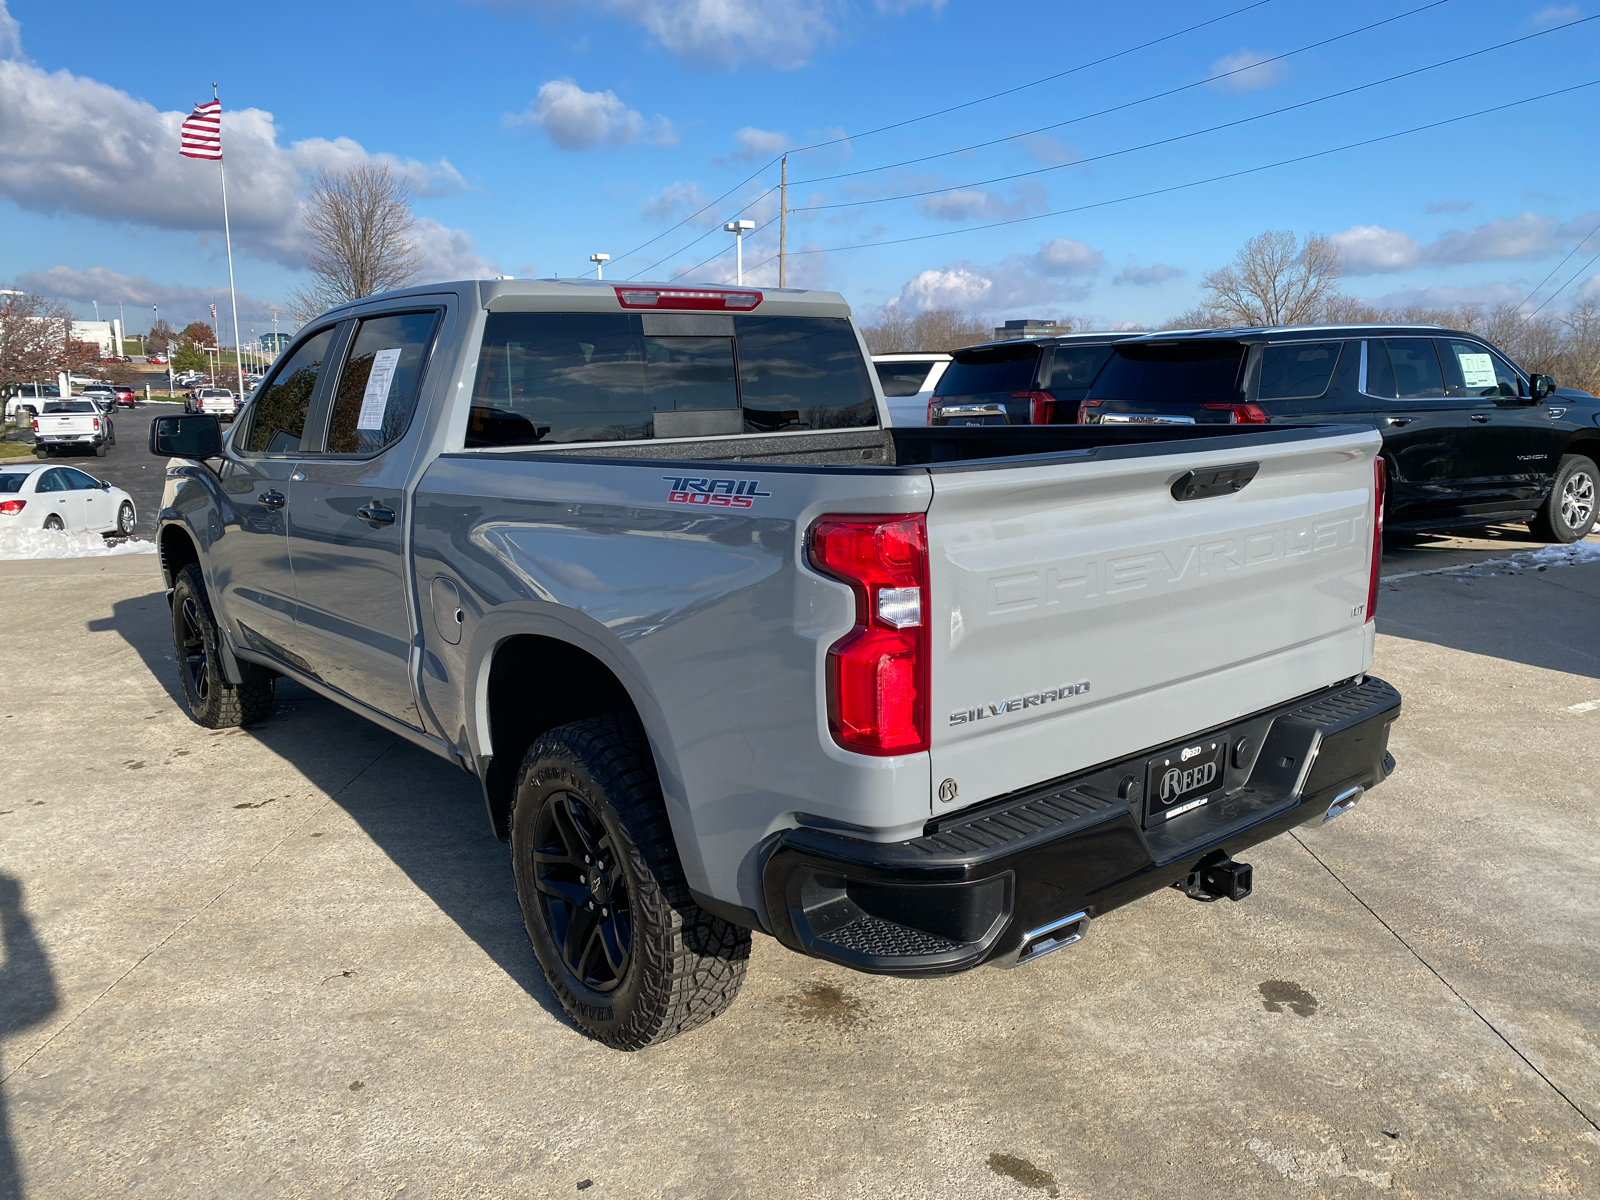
[467,312,876,447]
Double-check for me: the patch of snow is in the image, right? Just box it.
[0,527,157,559]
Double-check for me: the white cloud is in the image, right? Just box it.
[883,237,1105,316]
[1530,5,1582,27]
[642,180,719,225]
[1113,263,1184,287]
[874,0,945,12]
[1205,49,1288,93]
[17,265,281,327]
[914,182,1048,223]
[1017,134,1078,167]
[503,78,677,150]
[0,0,19,57]
[717,126,789,165]
[1332,211,1600,274]
[0,26,490,281]
[1361,281,1529,309]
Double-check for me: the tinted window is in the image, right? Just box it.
[324,311,440,455]
[37,469,68,493]
[0,474,26,494]
[61,468,99,490]
[1259,341,1341,400]
[1046,345,1115,397]
[1383,338,1446,399]
[935,344,1040,397]
[43,401,94,413]
[468,313,874,446]
[875,360,936,397]
[1440,339,1521,399]
[244,327,334,454]
[1088,341,1246,401]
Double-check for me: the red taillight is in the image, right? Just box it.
[31,419,39,431]
[0,500,25,515]
[614,286,762,311]
[807,514,930,756]
[1202,402,1269,424]
[1012,390,1057,425]
[1367,455,1386,624]
[1078,399,1101,424]
[92,418,100,430]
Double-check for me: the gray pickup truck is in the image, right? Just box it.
[149,279,1401,1049]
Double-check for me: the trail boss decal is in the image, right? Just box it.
[950,681,1090,726]
[663,476,772,508]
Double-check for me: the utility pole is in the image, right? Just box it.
[779,155,787,289]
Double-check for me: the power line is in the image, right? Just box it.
[800,16,1597,216]
[627,185,779,282]
[1516,213,1600,315]
[1524,244,1600,321]
[586,0,1280,277]
[792,0,1453,189]
[726,80,1600,281]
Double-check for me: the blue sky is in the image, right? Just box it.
[1,0,1597,335]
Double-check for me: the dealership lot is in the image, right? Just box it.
[0,545,1596,1198]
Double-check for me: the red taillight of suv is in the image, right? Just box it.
[0,500,26,515]
[1367,455,1386,624]
[807,514,930,756]
[1202,402,1269,424]
[1011,391,1057,425]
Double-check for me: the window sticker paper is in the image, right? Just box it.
[356,348,404,429]
[1457,351,1497,390]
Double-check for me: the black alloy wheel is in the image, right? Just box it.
[169,562,275,728]
[531,791,633,991]
[179,593,210,704]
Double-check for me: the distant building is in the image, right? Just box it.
[992,319,1064,341]
[260,332,292,353]
[70,320,116,355]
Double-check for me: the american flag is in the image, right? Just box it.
[180,99,222,161]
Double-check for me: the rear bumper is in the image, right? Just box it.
[760,675,1400,977]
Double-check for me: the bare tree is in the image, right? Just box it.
[288,164,421,325]
[858,306,1057,354]
[1199,230,1344,326]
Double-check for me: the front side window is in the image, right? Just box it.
[875,360,936,397]
[324,311,440,455]
[1367,338,1446,400]
[1258,341,1342,401]
[467,313,876,447]
[244,327,335,454]
[1440,339,1522,399]
[61,468,99,490]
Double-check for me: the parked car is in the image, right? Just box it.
[928,332,1146,426]
[1075,325,1600,543]
[5,383,60,420]
[0,463,136,535]
[871,353,952,427]
[146,354,167,365]
[147,277,1400,1049]
[112,385,137,408]
[195,388,238,421]
[33,399,114,457]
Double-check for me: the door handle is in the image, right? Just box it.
[1470,414,1490,423]
[257,490,286,509]
[1385,417,1413,427]
[356,503,396,526]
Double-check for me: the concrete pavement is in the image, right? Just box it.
[0,550,1596,1198]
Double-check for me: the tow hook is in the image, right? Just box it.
[1174,852,1253,903]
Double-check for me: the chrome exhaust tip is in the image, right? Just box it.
[1005,910,1090,968]
[1322,785,1365,824]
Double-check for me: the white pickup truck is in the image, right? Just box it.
[194,388,239,421]
[149,278,1401,1049]
[33,399,114,457]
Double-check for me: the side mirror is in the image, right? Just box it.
[99,480,111,491]
[1530,373,1556,402]
[151,413,222,459]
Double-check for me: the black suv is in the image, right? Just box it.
[927,332,1144,427]
[1076,324,1598,543]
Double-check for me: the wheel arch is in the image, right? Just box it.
[1559,435,1600,472]
[157,521,200,591]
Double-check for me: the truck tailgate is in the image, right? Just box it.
[926,428,1380,811]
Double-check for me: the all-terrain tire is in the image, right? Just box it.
[171,562,275,728]
[1529,454,1598,544]
[510,714,750,1049]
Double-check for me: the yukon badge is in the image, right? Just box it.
[950,681,1090,726]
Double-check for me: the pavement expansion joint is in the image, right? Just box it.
[1288,830,1600,1135]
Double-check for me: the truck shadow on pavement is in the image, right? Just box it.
[92,593,578,1034]
[0,872,61,1200]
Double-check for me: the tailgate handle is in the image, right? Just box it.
[1170,462,1259,502]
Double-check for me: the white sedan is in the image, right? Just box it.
[0,463,137,536]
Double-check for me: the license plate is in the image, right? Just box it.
[1144,739,1228,827]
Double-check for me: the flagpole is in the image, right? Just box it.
[214,82,246,403]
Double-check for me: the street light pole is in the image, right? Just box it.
[589,253,610,280]
[723,220,755,285]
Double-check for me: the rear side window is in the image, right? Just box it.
[245,327,335,454]
[1258,341,1341,400]
[467,313,876,446]
[1088,341,1246,401]
[935,344,1040,397]
[324,311,441,455]
[1045,345,1115,397]
[1366,338,1446,399]
[875,360,936,397]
